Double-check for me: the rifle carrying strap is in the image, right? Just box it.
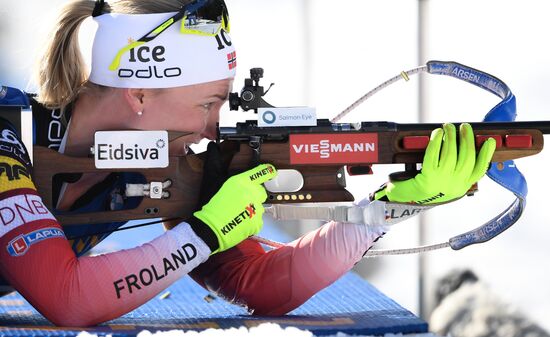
[257,61,528,256]
[265,201,434,227]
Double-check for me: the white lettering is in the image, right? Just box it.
[0,144,26,162]
[13,241,25,251]
[47,109,63,149]
[331,143,343,152]
[292,140,377,159]
[310,144,319,153]
[451,68,481,83]
[0,129,25,153]
[320,140,330,159]
[292,144,304,153]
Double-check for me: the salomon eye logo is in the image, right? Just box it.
[262,111,276,124]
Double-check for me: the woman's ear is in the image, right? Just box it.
[124,88,145,114]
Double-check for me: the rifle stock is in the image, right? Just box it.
[33,146,204,226]
[32,120,547,227]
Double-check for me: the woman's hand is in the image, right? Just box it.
[374,123,496,204]
[190,161,277,254]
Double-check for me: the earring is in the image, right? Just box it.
[137,111,143,116]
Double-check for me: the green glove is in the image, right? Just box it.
[192,163,277,254]
[374,123,496,204]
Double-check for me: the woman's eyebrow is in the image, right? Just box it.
[208,92,229,100]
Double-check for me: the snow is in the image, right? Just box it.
[76,323,439,337]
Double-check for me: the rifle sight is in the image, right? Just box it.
[228,68,274,113]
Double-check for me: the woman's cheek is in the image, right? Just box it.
[187,117,208,135]
[165,110,207,134]
[168,138,186,155]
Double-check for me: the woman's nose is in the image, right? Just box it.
[200,124,217,140]
[201,108,220,140]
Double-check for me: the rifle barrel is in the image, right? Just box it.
[393,121,550,133]
[220,120,550,139]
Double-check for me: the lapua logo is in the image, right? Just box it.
[94,131,169,169]
[7,227,65,257]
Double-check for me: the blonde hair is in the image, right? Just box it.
[34,0,192,110]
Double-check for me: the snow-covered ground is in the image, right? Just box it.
[77,324,438,337]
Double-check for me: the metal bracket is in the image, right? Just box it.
[126,180,172,199]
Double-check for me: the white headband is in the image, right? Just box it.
[89,12,236,88]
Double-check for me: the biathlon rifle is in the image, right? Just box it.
[30,61,550,252]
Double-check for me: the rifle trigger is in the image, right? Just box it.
[389,163,420,181]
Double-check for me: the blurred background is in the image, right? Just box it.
[1,0,549,332]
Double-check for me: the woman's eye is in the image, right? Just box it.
[202,103,213,110]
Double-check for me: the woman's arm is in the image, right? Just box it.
[0,118,212,326]
[190,220,387,316]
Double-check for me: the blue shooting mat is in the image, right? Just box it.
[0,220,428,336]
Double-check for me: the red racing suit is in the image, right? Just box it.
[0,89,387,326]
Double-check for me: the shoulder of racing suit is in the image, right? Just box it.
[0,85,142,257]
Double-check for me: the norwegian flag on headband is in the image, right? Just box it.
[227,51,237,70]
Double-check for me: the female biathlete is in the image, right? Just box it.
[0,0,496,326]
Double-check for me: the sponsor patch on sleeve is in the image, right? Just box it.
[7,227,65,256]
[0,128,30,167]
[0,156,35,193]
[0,194,55,239]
